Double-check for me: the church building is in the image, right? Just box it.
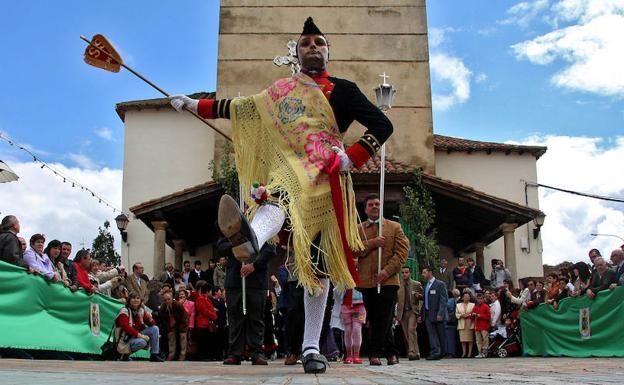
[115,0,546,281]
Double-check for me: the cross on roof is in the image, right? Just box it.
[273,40,301,76]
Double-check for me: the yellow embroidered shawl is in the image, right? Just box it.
[230,72,363,291]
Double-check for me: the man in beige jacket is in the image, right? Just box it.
[355,193,409,366]
[397,266,423,360]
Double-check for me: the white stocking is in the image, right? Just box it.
[302,277,330,356]
[250,204,286,249]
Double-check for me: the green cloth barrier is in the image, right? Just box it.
[0,261,147,357]
[520,286,624,357]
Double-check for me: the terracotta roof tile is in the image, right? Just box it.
[433,134,547,159]
[115,92,215,121]
[130,181,219,214]
[350,154,414,174]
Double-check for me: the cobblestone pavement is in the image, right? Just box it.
[0,357,623,385]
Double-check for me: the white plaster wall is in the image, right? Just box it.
[434,151,544,278]
[121,109,215,277]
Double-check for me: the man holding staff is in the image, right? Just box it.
[353,193,409,366]
[169,17,393,373]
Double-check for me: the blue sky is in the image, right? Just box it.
[1,0,621,171]
[0,0,220,170]
[1,0,623,264]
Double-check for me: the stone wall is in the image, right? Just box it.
[216,0,434,171]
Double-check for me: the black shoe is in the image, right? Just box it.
[150,354,165,362]
[218,195,259,264]
[386,355,399,365]
[223,356,242,365]
[425,355,441,361]
[302,352,328,374]
[252,355,269,365]
[408,355,420,361]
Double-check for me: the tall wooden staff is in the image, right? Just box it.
[373,73,396,294]
[80,34,232,142]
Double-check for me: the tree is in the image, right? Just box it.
[399,169,439,275]
[209,141,239,197]
[91,220,120,266]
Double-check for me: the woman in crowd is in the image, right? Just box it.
[532,281,546,304]
[159,290,190,360]
[89,259,123,296]
[23,234,59,282]
[545,273,560,305]
[445,288,460,358]
[177,289,196,358]
[455,291,475,358]
[45,239,69,287]
[553,277,572,310]
[340,288,365,364]
[195,284,217,360]
[571,262,591,296]
[115,292,164,362]
[507,277,530,310]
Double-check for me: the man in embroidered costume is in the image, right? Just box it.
[170,17,392,373]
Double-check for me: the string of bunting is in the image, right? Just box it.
[0,131,129,217]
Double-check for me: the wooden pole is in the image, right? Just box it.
[377,143,386,294]
[80,35,232,142]
[239,183,247,315]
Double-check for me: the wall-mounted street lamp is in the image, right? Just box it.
[533,212,546,239]
[115,213,129,242]
[590,233,624,243]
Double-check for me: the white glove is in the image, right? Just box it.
[169,95,199,113]
[331,146,353,172]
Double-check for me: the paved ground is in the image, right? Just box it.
[0,357,622,385]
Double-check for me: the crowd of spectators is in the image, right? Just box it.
[1,213,624,364]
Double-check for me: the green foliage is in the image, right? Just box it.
[209,141,239,197]
[399,169,439,274]
[91,220,120,266]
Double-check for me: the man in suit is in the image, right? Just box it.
[609,249,624,288]
[421,266,448,360]
[124,262,149,303]
[396,266,423,360]
[159,262,176,288]
[355,193,409,366]
[188,260,206,289]
[434,258,454,291]
[586,257,617,299]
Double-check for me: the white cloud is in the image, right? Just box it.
[518,135,624,264]
[0,160,123,257]
[429,27,459,49]
[95,127,114,141]
[68,153,98,170]
[475,73,488,84]
[511,0,624,97]
[430,53,472,111]
[499,0,550,27]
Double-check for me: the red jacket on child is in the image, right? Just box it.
[473,302,491,331]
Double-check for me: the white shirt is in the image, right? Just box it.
[490,300,502,327]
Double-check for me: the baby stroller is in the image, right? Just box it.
[486,311,522,358]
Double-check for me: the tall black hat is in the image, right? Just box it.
[301,17,324,37]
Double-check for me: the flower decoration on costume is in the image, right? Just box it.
[268,78,298,102]
[250,181,269,205]
[304,131,341,171]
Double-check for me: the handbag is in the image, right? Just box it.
[100,326,120,361]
